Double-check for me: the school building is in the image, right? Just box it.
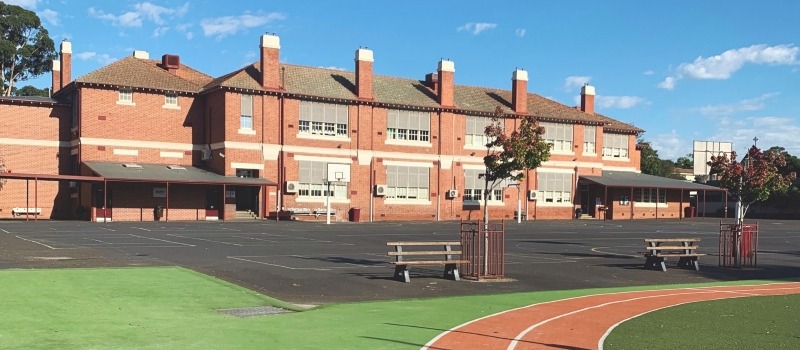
[0,34,721,222]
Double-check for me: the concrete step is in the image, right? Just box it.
[234,210,257,220]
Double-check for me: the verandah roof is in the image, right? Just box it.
[84,162,275,186]
[580,171,723,191]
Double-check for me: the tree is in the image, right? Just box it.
[675,153,693,169]
[708,145,796,219]
[639,139,672,177]
[12,84,49,97]
[765,146,800,214]
[1,2,58,96]
[480,106,550,225]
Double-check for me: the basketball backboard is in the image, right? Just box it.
[326,163,351,183]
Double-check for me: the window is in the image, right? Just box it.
[118,88,133,104]
[386,165,429,200]
[634,188,666,204]
[465,115,498,148]
[387,109,430,143]
[537,172,572,203]
[603,133,629,158]
[241,94,253,130]
[541,122,573,152]
[463,169,504,201]
[299,101,349,137]
[298,161,348,198]
[584,126,596,154]
[165,92,178,106]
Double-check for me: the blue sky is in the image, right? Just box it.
[9,0,800,161]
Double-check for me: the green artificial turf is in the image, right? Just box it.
[604,294,800,350]
[0,267,796,349]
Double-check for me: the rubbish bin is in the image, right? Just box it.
[349,207,361,222]
[154,205,164,221]
[684,206,696,218]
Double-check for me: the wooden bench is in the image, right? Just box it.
[387,241,469,283]
[643,238,705,272]
[12,207,42,217]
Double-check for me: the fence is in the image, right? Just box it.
[719,222,759,267]
[460,220,505,280]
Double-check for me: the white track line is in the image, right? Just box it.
[128,234,195,246]
[15,236,58,249]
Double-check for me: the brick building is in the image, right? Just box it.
[0,34,721,222]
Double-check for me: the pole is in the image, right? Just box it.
[516,185,521,224]
[326,181,331,225]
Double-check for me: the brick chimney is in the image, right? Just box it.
[437,59,455,107]
[355,48,373,100]
[260,33,281,89]
[51,59,61,94]
[512,69,528,114]
[580,84,595,115]
[60,40,72,90]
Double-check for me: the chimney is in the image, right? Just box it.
[437,59,455,107]
[512,69,528,114]
[60,40,72,90]
[133,50,150,59]
[355,48,373,100]
[161,54,180,74]
[580,84,595,115]
[425,72,439,92]
[260,33,281,89]
[51,60,61,94]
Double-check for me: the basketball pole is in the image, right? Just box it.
[326,181,332,225]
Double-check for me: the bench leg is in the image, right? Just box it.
[444,263,460,281]
[659,260,667,272]
[394,265,410,283]
[646,256,667,271]
[692,258,700,271]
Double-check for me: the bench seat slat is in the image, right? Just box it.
[387,241,461,246]
[394,260,470,266]
[389,251,462,256]
[648,253,706,257]
[646,245,699,250]
[644,238,701,243]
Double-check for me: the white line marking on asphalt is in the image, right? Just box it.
[0,228,10,233]
[128,234,195,246]
[99,227,116,232]
[166,234,242,246]
[15,236,58,249]
[227,256,331,271]
[132,227,151,231]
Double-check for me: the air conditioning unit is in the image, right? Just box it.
[446,189,458,199]
[527,190,538,201]
[374,184,388,196]
[285,181,300,194]
[201,149,211,161]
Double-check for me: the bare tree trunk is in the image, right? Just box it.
[483,175,489,275]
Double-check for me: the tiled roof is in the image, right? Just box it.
[75,57,213,93]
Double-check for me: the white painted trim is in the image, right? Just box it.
[602,156,631,162]
[462,163,487,170]
[602,165,639,172]
[295,197,351,204]
[116,101,136,106]
[536,202,575,208]
[293,154,352,164]
[382,160,434,168]
[80,138,197,151]
[383,199,433,205]
[160,151,184,158]
[356,48,374,62]
[296,133,351,142]
[463,144,488,151]
[536,167,576,174]
[231,162,264,170]
[221,141,261,151]
[283,144,352,157]
[238,128,256,135]
[438,60,455,72]
[113,148,139,156]
[162,104,181,110]
[260,34,280,49]
[550,150,575,156]
[263,144,281,160]
[543,160,604,168]
[357,150,373,165]
[0,138,68,148]
[385,139,433,148]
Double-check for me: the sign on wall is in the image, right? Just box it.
[153,187,166,198]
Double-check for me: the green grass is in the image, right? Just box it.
[0,267,796,349]
[604,294,800,349]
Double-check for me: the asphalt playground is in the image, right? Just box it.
[1,218,798,304]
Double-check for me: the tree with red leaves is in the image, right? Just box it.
[709,145,796,219]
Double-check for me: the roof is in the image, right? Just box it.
[74,56,213,94]
[84,161,274,186]
[580,171,723,191]
[0,95,69,106]
[204,63,642,133]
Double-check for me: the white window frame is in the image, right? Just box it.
[464,168,505,202]
[634,188,667,206]
[297,161,348,200]
[240,94,254,134]
[464,115,498,149]
[537,172,573,206]
[583,126,596,155]
[603,133,629,159]
[163,92,179,109]
[386,165,429,201]
[117,88,134,106]
[299,101,349,139]
[541,122,574,154]
[387,109,431,145]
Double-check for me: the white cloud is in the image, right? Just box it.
[76,51,117,65]
[515,28,526,37]
[596,95,648,109]
[39,8,59,26]
[88,2,189,29]
[691,93,779,116]
[76,52,97,60]
[642,70,654,75]
[201,12,287,39]
[3,0,38,9]
[153,27,169,37]
[319,66,347,71]
[563,76,591,91]
[650,130,688,160]
[711,116,800,154]
[456,22,497,35]
[659,44,799,90]
[186,32,194,40]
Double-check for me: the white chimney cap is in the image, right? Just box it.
[133,50,150,59]
[261,34,280,49]
[355,48,374,62]
[52,60,61,71]
[512,69,528,81]
[581,84,595,96]
[438,59,455,73]
[60,41,72,54]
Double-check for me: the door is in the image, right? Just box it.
[205,187,220,218]
[580,184,589,215]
